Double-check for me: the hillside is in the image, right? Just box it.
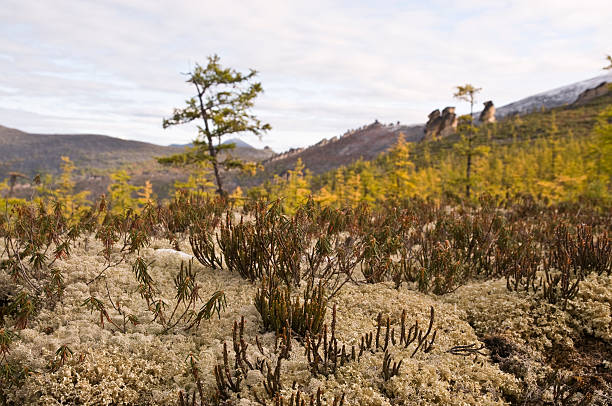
[236,123,424,189]
[0,126,274,179]
[260,86,612,208]
[264,123,423,175]
[0,125,186,178]
[0,126,274,199]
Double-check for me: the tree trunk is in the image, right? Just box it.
[194,83,225,196]
[205,132,225,196]
[466,100,474,199]
[466,150,472,199]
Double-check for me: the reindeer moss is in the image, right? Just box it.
[20,240,606,405]
[444,273,612,404]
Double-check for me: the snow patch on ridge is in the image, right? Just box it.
[495,72,612,118]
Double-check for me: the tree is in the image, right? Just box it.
[344,170,363,206]
[386,134,416,199]
[50,156,90,217]
[159,55,271,196]
[594,106,612,178]
[604,55,612,70]
[0,178,26,211]
[107,170,141,214]
[548,111,560,179]
[272,158,311,214]
[453,84,482,198]
[3,172,27,199]
[314,186,337,207]
[172,161,216,198]
[137,180,155,206]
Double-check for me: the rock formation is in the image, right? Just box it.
[262,147,305,164]
[424,110,442,139]
[315,138,330,147]
[424,107,457,140]
[573,82,610,106]
[479,101,496,123]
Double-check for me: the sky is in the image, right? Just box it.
[0,1,610,152]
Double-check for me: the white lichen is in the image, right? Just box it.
[9,236,611,405]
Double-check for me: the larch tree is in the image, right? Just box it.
[107,170,141,214]
[172,161,216,198]
[594,106,612,180]
[386,134,416,200]
[51,156,90,217]
[269,158,311,214]
[358,161,382,203]
[453,84,483,199]
[344,170,363,206]
[158,55,271,196]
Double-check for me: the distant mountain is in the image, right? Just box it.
[0,125,275,199]
[170,138,262,150]
[0,125,185,178]
[495,72,612,118]
[222,138,256,149]
[0,126,275,178]
[263,122,423,175]
[168,138,273,162]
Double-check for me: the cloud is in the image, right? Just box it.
[0,0,610,151]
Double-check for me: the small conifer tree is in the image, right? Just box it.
[158,55,271,196]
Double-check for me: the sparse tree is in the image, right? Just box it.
[172,161,216,198]
[454,84,482,198]
[386,134,416,199]
[604,55,612,70]
[594,106,612,178]
[158,55,271,196]
[270,158,311,214]
[6,172,27,198]
[137,180,155,206]
[50,156,90,217]
[107,170,141,214]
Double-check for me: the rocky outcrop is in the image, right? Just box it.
[424,107,457,140]
[479,101,496,123]
[262,147,305,164]
[425,110,441,138]
[573,82,610,106]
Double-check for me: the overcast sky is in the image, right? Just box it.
[1,1,610,152]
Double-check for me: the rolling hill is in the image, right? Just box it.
[0,127,275,180]
[0,125,185,178]
[0,126,274,199]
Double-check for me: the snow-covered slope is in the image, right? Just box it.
[495,72,612,118]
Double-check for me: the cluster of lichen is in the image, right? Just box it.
[1,195,610,405]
